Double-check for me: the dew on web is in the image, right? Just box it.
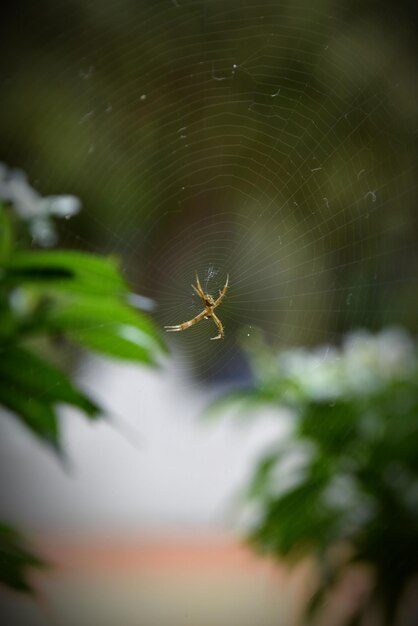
[79,111,94,125]
[205,266,219,291]
[364,190,377,202]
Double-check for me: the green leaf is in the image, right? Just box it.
[0,306,17,341]
[0,204,13,262]
[306,585,327,620]
[205,389,254,413]
[250,482,336,558]
[246,449,283,499]
[205,388,272,419]
[42,295,166,352]
[0,384,59,447]
[68,326,157,365]
[299,401,357,456]
[0,523,45,593]
[6,250,128,296]
[206,377,303,419]
[0,346,100,417]
[0,346,101,447]
[249,457,336,559]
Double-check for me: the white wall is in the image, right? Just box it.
[0,356,287,534]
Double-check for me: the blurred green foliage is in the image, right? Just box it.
[0,524,45,593]
[0,171,164,592]
[213,328,418,624]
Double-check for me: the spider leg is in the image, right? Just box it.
[213,274,229,308]
[210,311,224,340]
[191,283,205,302]
[194,272,206,300]
[165,310,206,332]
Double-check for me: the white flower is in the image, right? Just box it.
[277,328,416,401]
[40,195,80,218]
[0,162,80,246]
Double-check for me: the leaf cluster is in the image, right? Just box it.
[212,329,418,624]
[0,200,165,592]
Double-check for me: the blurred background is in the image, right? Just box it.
[1,0,418,624]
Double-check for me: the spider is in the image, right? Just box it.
[165,272,229,340]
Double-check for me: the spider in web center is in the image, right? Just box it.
[165,272,229,340]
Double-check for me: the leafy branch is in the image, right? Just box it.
[0,165,165,592]
[211,328,418,625]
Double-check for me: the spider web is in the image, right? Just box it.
[2,1,417,385]
[0,8,418,584]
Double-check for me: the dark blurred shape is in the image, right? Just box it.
[0,523,44,593]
